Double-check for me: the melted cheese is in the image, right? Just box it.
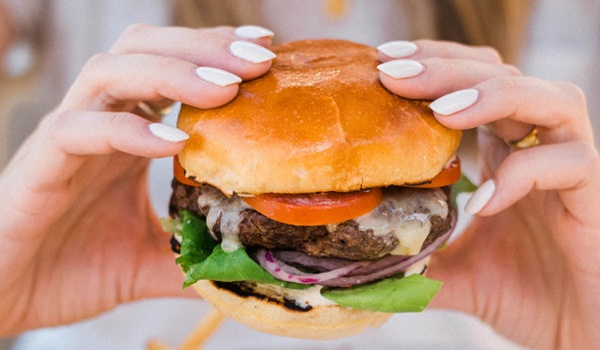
[353,188,448,255]
[197,187,251,252]
[198,186,448,256]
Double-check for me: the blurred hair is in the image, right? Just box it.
[428,0,533,64]
[174,0,533,64]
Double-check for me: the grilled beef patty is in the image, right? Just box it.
[169,179,452,260]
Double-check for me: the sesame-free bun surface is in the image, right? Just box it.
[177,39,461,196]
[192,280,391,340]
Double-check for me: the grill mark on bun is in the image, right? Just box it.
[170,235,181,254]
[213,281,313,312]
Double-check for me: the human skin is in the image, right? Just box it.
[0,27,599,350]
[0,24,274,335]
[378,39,600,349]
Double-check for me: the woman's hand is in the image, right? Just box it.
[378,40,600,349]
[0,24,276,336]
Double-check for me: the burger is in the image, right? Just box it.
[162,39,462,339]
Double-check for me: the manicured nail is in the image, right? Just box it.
[377,41,418,58]
[229,41,276,63]
[149,123,189,143]
[430,89,479,116]
[234,25,274,39]
[465,179,495,214]
[195,67,242,87]
[377,60,424,79]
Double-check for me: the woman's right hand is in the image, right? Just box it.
[378,38,600,349]
[0,24,276,336]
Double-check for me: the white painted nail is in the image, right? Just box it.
[229,41,276,63]
[465,179,495,214]
[430,89,479,116]
[234,25,274,39]
[195,67,242,87]
[149,123,189,143]
[377,41,418,58]
[377,60,424,79]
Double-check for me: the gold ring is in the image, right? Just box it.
[136,101,173,119]
[506,127,540,149]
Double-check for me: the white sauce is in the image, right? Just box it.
[173,234,182,244]
[252,283,337,307]
[198,186,448,256]
[404,256,430,277]
[353,188,448,255]
[197,186,251,253]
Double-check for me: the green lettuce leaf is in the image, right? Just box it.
[183,245,309,290]
[321,274,442,313]
[175,209,442,312]
[176,210,307,290]
[175,210,216,273]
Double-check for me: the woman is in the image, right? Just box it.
[1,1,599,349]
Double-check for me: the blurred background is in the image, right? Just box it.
[0,0,598,349]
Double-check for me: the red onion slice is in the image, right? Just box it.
[272,250,358,272]
[320,209,457,287]
[256,249,367,284]
[257,207,457,287]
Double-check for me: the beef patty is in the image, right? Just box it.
[169,179,453,261]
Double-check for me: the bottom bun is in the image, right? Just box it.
[191,280,391,340]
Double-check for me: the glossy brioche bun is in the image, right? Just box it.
[192,280,391,340]
[177,39,461,196]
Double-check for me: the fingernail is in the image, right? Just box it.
[430,89,479,116]
[234,25,274,39]
[195,67,242,87]
[377,60,424,79]
[149,123,189,143]
[229,41,276,63]
[465,179,495,214]
[377,41,418,58]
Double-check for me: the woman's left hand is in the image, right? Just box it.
[378,39,600,349]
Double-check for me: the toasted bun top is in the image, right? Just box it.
[177,39,461,196]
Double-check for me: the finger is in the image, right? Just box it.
[0,110,188,231]
[233,24,275,45]
[378,57,521,100]
[50,111,188,157]
[19,111,187,187]
[429,77,593,145]
[465,142,600,225]
[135,101,174,122]
[60,53,243,111]
[378,39,503,64]
[110,24,275,80]
[135,235,201,300]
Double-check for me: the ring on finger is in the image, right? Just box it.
[505,127,540,149]
[137,101,173,120]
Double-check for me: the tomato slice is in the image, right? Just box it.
[242,188,384,226]
[174,154,459,227]
[411,157,461,188]
[173,156,202,187]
